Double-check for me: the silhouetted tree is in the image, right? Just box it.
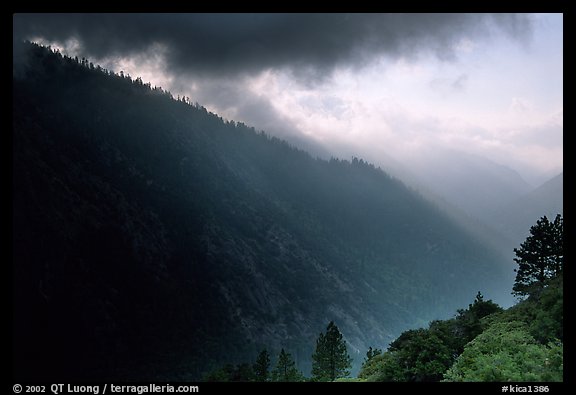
[311,321,352,381]
[253,349,271,382]
[271,349,304,382]
[513,215,563,298]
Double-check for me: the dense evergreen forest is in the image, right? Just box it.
[205,216,563,382]
[13,42,533,381]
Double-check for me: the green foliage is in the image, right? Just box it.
[360,286,562,382]
[334,377,366,382]
[358,216,563,384]
[205,348,305,382]
[362,346,382,369]
[311,321,352,381]
[358,292,503,382]
[233,363,256,382]
[443,321,562,382]
[513,214,563,297]
[358,352,405,381]
[528,275,563,343]
[489,274,563,344]
[454,291,503,345]
[253,349,271,382]
[271,349,305,382]
[389,328,454,381]
[203,364,235,382]
[359,329,452,382]
[427,319,466,356]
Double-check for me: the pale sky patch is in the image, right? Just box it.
[16,13,562,185]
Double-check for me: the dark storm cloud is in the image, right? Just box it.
[178,76,331,156]
[12,13,537,163]
[13,13,532,79]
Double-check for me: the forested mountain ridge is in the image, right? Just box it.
[13,42,513,380]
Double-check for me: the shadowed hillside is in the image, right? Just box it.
[13,42,513,380]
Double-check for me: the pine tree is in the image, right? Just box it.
[253,349,271,382]
[513,214,563,298]
[271,349,304,382]
[311,321,352,381]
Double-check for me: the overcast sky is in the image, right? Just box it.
[14,13,563,185]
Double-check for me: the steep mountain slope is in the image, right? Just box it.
[489,173,563,245]
[12,43,513,380]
